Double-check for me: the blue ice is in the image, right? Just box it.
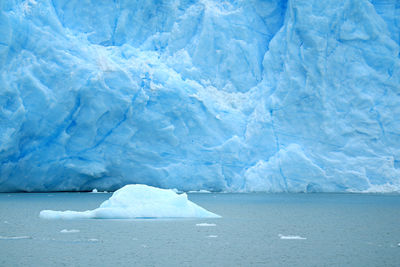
[0,0,399,192]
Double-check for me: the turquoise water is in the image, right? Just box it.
[0,193,399,266]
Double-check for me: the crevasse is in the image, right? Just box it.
[0,0,399,192]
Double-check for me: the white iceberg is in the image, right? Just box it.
[40,184,220,219]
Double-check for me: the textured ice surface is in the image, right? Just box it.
[0,0,400,192]
[40,184,220,219]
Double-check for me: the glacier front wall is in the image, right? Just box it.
[0,0,399,192]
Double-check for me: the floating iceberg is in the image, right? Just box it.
[40,184,220,219]
[278,234,307,240]
[60,229,80,233]
[195,223,216,227]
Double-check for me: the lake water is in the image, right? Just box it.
[0,193,399,266]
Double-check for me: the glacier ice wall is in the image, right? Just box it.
[0,0,399,192]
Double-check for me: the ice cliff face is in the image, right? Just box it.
[0,0,399,192]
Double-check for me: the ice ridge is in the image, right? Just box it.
[0,0,399,192]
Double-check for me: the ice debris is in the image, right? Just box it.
[60,229,80,233]
[196,223,216,227]
[91,189,108,193]
[278,234,307,240]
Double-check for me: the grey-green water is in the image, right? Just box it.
[0,193,399,266]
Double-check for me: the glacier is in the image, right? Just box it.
[0,0,399,192]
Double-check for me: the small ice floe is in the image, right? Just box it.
[69,238,99,243]
[207,235,218,238]
[0,236,32,240]
[91,189,108,193]
[188,190,211,193]
[196,223,216,227]
[278,234,307,240]
[397,243,400,247]
[40,184,220,219]
[3,221,9,224]
[60,229,80,233]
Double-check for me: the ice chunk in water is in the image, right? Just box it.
[40,184,220,219]
[278,234,307,240]
[60,229,80,233]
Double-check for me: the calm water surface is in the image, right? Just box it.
[0,193,399,266]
